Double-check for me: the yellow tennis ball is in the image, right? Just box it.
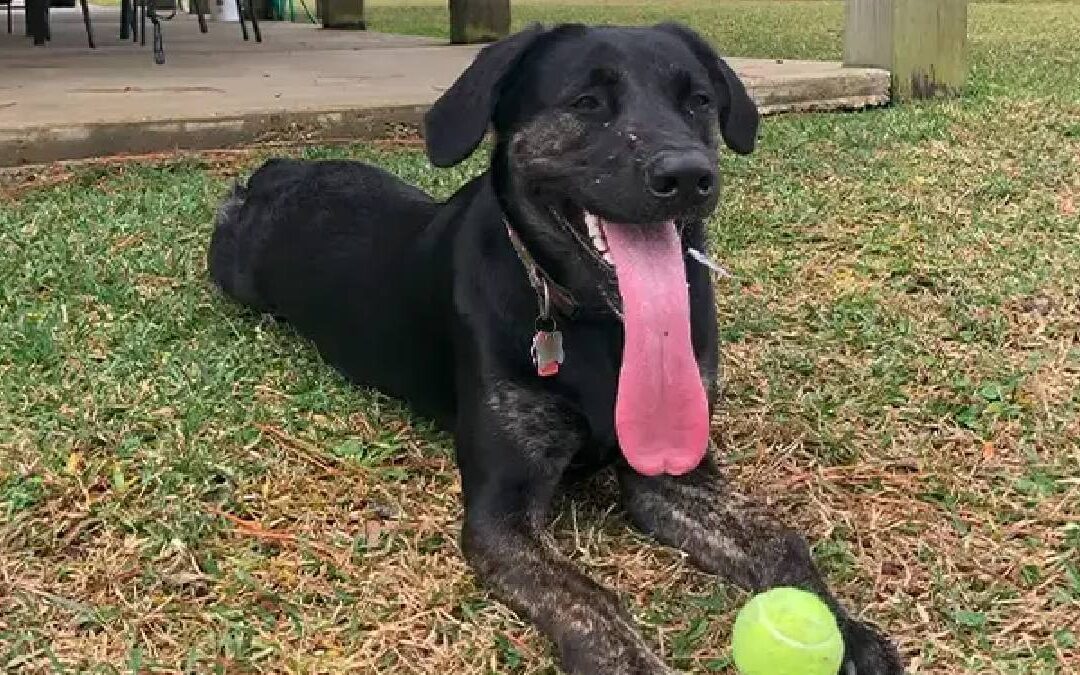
[731,587,844,675]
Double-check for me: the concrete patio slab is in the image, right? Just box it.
[0,7,890,166]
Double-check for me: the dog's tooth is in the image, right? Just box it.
[602,251,614,265]
[591,236,608,253]
[584,212,600,236]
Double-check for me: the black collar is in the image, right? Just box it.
[503,218,581,323]
[502,218,626,324]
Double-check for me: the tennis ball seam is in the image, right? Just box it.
[758,601,839,651]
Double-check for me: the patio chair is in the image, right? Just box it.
[6,0,93,48]
[122,0,259,65]
[237,0,261,42]
[208,0,261,43]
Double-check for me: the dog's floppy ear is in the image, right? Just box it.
[656,23,759,155]
[424,25,549,168]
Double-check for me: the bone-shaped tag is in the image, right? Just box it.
[531,330,564,377]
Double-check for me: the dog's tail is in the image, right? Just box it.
[208,179,266,312]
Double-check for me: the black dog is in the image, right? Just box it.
[208,23,903,674]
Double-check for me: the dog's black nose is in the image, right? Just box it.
[646,151,717,206]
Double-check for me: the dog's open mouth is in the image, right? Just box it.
[557,207,710,477]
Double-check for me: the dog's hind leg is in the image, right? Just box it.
[207,180,268,313]
[617,457,905,675]
[459,382,673,675]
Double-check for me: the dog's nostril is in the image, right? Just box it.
[647,152,717,202]
[652,175,679,197]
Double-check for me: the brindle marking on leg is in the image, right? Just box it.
[486,381,585,471]
[472,382,670,674]
[618,458,905,674]
[464,520,673,675]
[622,463,786,579]
[619,459,826,593]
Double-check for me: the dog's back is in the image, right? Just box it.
[208,158,457,422]
[209,157,441,309]
[209,159,328,312]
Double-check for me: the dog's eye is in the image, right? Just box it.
[688,92,713,109]
[571,94,603,112]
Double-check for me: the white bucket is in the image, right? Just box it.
[213,0,240,22]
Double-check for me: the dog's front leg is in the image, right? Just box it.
[464,518,673,674]
[617,457,905,675]
[458,382,673,675]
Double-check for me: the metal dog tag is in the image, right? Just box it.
[531,330,564,377]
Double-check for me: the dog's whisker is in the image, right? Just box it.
[687,247,734,278]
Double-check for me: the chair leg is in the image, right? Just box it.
[120,0,128,38]
[79,0,94,47]
[30,0,47,44]
[139,0,146,45]
[148,4,164,64]
[233,0,247,39]
[193,0,207,33]
[247,0,260,42]
[234,0,248,40]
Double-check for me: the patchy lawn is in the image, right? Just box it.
[2,1,1079,673]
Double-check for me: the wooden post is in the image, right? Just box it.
[844,0,968,99]
[449,0,509,45]
[319,0,364,29]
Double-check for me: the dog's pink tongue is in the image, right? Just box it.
[602,219,709,476]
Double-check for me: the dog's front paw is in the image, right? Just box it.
[840,618,905,675]
[559,633,677,675]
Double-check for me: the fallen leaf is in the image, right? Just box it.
[65,452,84,476]
[364,520,384,542]
[363,519,401,542]
[1060,195,1076,216]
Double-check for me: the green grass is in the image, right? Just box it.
[3,1,1080,673]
